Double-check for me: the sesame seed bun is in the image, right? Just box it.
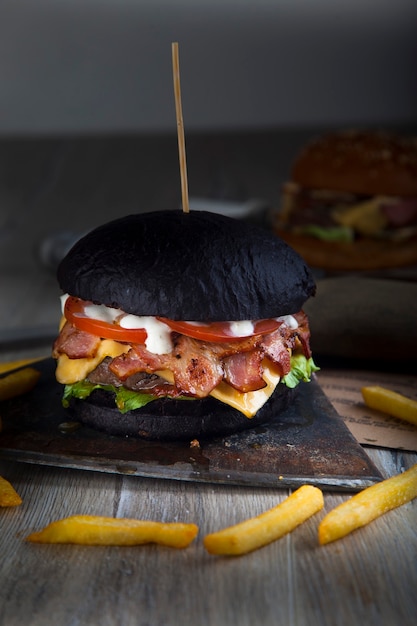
[291,130,417,197]
[276,130,417,270]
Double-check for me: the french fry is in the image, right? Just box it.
[26,515,199,548]
[0,475,23,507]
[361,385,417,426]
[203,484,324,556]
[0,367,41,402]
[319,463,417,545]
[0,357,46,376]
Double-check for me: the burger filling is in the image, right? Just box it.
[278,182,417,242]
[53,295,318,418]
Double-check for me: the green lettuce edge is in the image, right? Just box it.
[63,382,166,414]
[62,354,319,412]
[296,224,354,242]
[281,355,320,389]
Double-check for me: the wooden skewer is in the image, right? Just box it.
[172,42,190,214]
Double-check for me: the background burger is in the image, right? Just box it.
[53,210,317,440]
[274,129,417,271]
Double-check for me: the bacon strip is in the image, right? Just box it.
[52,322,101,360]
[87,358,185,398]
[262,333,291,376]
[293,311,312,358]
[109,335,224,398]
[222,350,266,392]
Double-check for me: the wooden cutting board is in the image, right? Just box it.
[0,359,381,491]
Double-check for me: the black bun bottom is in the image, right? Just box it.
[68,384,297,441]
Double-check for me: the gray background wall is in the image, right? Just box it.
[0,0,416,135]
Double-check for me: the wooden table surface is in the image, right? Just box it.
[0,135,416,626]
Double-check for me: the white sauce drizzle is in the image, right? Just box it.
[120,315,173,354]
[276,315,298,329]
[84,303,122,324]
[228,320,255,337]
[62,294,172,354]
[60,294,69,314]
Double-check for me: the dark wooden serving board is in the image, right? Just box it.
[0,359,381,491]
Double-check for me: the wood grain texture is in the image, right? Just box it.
[0,451,416,626]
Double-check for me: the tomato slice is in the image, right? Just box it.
[64,296,147,343]
[158,317,282,343]
[64,296,282,344]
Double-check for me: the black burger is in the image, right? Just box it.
[53,210,317,440]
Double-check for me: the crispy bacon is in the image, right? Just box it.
[87,358,184,398]
[293,311,312,358]
[262,333,291,376]
[222,350,266,392]
[382,199,417,227]
[52,321,101,360]
[55,312,312,397]
[109,335,224,398]
[168,335,224,397]
[108,346,161,379]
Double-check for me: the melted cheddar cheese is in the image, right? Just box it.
[56,340,130,384]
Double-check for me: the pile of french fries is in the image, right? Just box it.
[1,363,416,554]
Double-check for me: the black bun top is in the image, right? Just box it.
[57,210,315,321]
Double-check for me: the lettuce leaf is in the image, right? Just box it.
[63,381,160,414]
[297,224,354,242]
[281,354,320,389]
